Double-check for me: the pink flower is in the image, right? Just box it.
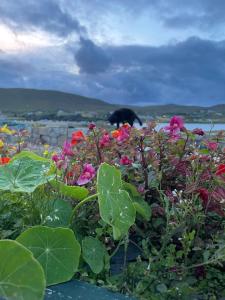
[52,153,65,162]
[192,128,205,136]
[206,141,218,151]
[77,163,96,185]
[99,133,110,148]
[88,122,96,130]
[62,141,74,156]
[165,116,184,132]
[120,155,132,165]
[116,128,130,143]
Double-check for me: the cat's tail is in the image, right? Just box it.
[135,114,142,126]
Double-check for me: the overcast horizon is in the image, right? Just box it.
[0,0,225,106]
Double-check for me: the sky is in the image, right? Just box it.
[0,0,225,106]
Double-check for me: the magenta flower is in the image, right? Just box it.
[116,128,130,143]
[206,141,218,151]
[165,116,184,131]
[88,122,96,130]
[120,155,132,165]
[62,141,74,156]
[99,133,110,148]
[77,163,96,185]
[192,128,205,136]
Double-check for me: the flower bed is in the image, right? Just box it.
[0,117,225,300]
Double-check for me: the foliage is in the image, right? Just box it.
[0,119,225,299]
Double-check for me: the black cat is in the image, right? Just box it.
[108,108,142,128]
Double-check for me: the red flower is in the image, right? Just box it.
[0,157,11,164]
[71,130,86,146]
[192,128,205,136]
[88,122,96,130]
[206,141,218,151]
[120,155,132,165]
[216,164,225,176]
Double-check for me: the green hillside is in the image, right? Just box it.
[0,88,224,120]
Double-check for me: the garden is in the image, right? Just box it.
[0,117,225,300]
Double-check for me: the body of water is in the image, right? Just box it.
[155,123,225,132]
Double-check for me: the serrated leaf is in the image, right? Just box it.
[17,226,81,286]
[0,240,45,300]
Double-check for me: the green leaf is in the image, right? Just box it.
[133,197,151,221]
[82,237,108,274]
[42,199,72,227]
[97,163,136,240]
[17,226,81,286]
[11,151,50,163]
[0,239,45,300]
[50,180,89,200]
[0,157,55,193]
[122,182,151,221]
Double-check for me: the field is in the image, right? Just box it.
[0,116,225,300]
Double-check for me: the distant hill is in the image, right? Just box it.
[0,88,224,117]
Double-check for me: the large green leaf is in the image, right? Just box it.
[42,199,72,228]
[82,237,108,274]
[0,240,45,300]
[50,180,89,200]
[97,163,136,240]
[0,157,55,193]
[17,226,81,286]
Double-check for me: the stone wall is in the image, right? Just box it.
[29,124,84,145]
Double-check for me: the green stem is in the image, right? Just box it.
[70,193,98,224]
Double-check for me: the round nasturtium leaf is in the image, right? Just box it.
[97,163,136,240]
[42,199,72,228]
[0,240,45,300]
[82,237,108,274]
[17,226,81,286]
[0,157,55,193]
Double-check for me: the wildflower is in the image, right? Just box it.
[120,155,132,165]
[77,163,96,185]
[111,130,120,138]
[62,141,74,156]
[206,141,218,151]
[88,122,96,130]
[0,139,4,148]
[121,123,131,130]
[165,116,184,132]
[216,164,225,176]
[0,125,15,135]
[0,157,11,164]
[71,130,86,146]
[192,128,205,136]
[99,133,110,148]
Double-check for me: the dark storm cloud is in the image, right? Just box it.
[71,37,225,105]
[75,38,111,74]
[0,0,85,36]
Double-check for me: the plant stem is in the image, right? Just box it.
[70,193,98,224]
[139,136,148,189]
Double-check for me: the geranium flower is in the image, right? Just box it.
[0,157,11,164]
[99,133,110,148]
[120,155,132,165]
[71,130,86,146]
[192,128,205,136]
[62,141,74,156]
[165,116,184,132]
[206,141,218,151]
[216,164,225,176]
[77,163,96,185]
[111,127,130,143]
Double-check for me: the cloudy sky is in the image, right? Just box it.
[0,0,225,106]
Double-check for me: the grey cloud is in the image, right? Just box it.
[0,0,85,36]
[75,38,111,74]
